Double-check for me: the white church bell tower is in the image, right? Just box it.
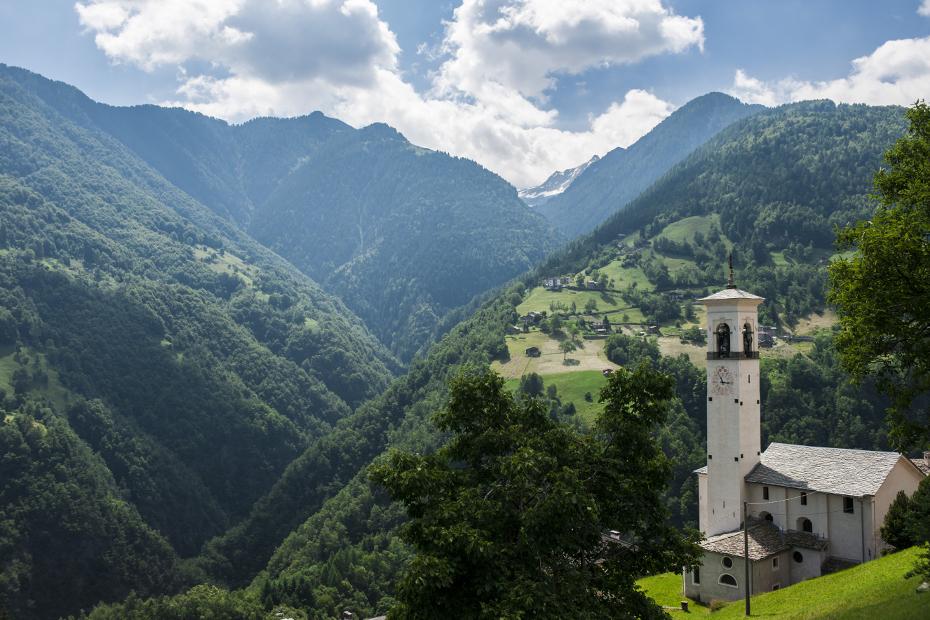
[697,256,763,536]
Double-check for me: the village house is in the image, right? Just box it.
[684,278,925,602]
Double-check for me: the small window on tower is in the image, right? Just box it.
[800,492,808,505]
[763,486,769,500]
[692,566,700,585]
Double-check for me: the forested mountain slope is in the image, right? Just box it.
[2,64,560,361]
[536,92,764,237]
[0,65,396,619]
[549,100,907,325]
[252,123,559,359]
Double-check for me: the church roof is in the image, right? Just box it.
[698,288,764,302]
[910,458,930,476]
[700,518,827,561]
[746,443,906,497]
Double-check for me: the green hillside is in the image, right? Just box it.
[0,65,397,619]
[8,63,560,361]
[253,122,560,360]
[639,546,928,619]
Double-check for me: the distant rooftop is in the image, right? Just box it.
[746,443,907,497]
[701,518,827,560]
[698,288,765,302]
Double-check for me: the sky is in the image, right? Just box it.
[1,1,929,188]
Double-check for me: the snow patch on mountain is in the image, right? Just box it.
[518,155,600,207]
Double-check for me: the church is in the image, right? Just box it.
[683,277,926,602]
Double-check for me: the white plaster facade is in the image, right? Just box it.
[688,283,926,602]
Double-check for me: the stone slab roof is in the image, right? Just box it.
[910,458,930,476]
[698,288,764,302]
[694,465,707,475]
[700,519,827,561]
[746,443,905,497]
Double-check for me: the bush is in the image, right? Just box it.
[881,490,913,551]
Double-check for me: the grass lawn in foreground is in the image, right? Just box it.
[638,546,928,619]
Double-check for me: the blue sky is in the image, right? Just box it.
[2,0,929,186]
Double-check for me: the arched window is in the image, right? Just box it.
[716,323,731,357]
[742,322,753,354]
[719,574,738,587]
[797,517,813,533]
[760,511,774,522]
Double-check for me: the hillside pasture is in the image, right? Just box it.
[505,369,609,422]
[492,332,618,379]
[655,214,720,244]
[517,286,637,316]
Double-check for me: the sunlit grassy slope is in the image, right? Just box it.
[638,546,928,619]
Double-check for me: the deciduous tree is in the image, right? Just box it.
[830,102,930,449]
[369,366,700,619]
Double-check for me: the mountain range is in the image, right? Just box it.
[0,62,912,620]
[9,68,559,361]
[534,92,765,238]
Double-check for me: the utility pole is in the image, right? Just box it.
[743,501,750,616]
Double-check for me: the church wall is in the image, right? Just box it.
[752,553,787,593]
[788,547,825,584]
[747,483,787,530]
[827,494,865,562]
[788,489,829,539]
[874,459,924,551]
[685,552,749,602]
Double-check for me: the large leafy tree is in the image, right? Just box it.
[369,365,700,619]
[829,101,930,449]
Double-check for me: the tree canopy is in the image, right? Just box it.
[369,366,700,619]
[830,101,930,449]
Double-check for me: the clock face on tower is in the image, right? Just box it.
[711,365,734,395]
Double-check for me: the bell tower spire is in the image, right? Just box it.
[697,275,764,537]
[727,253,735,289]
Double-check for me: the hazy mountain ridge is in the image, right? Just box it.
[536,92,765,237]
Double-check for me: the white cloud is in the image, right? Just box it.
[730,35,930,108]
[75,0,700,186]
[435,0,703,102]
[920,0,930,17]
[75,0,399,83]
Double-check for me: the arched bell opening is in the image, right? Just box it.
[715,322,731,358]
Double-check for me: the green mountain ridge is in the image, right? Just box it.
[3,63,560,361]
[0,64,396,619]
